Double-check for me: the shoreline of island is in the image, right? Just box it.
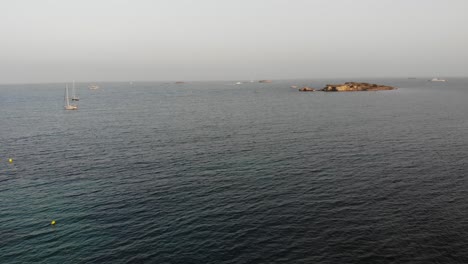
[298,82,396,92]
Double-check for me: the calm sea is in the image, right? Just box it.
[1,78,467,263]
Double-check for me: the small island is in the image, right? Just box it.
[298,86,315,92]
[321,82,395,92]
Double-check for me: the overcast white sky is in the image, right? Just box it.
[1,0,467,83]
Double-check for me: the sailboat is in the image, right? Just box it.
[64,84,78,110]
[88,84,100,90]
[429,78,446,82]
[71,80,79,101]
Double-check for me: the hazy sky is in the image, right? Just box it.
[1,0,467,83]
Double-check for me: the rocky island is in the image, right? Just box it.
[321,82,395,92]
[298,86,316,92]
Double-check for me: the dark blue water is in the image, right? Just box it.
[1,78,468,263]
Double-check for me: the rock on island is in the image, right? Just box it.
[298,86,315,92]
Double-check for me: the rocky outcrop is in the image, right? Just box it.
[298,86,315,92]
[321,82,395,92]
[259,80,272,83]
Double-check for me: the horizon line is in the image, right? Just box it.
[1,75,467,86]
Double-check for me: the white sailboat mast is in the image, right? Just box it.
[65,84,70,106]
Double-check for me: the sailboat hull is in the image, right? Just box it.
[64,105,78,110]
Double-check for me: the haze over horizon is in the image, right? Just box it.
[1,0,468,84]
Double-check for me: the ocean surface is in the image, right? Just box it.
[1,78,467,263]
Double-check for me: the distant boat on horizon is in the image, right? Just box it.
[64,84,78,110]
[429,78,446,82]
[89,84,100,90]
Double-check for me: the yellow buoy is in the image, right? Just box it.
[8,158,13,163]
[51,220,56,225]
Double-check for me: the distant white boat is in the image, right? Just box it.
[235,82,242,85]
[89,84,100,90]
[429,78,446,82]
[71,80,79,101]
[64,84,78,110]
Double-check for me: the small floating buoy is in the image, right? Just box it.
[51,220,56,225]
[8,158,13,163]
